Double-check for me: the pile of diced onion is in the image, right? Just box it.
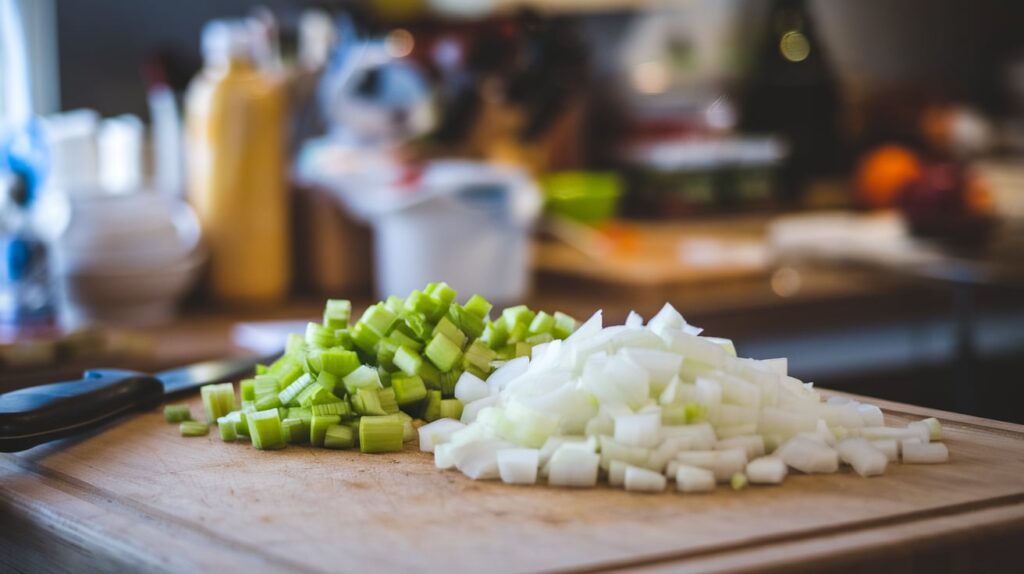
[417,304,949,492]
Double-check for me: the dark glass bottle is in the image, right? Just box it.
[739,0,845,203]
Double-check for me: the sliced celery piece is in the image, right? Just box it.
[463,340,496,374]
[310,414,341,447]
[427,282,457,319]
[525,333,553,345]
[359,303,398,337]
[319,348,360,377]
[275,362,304,387]
[423,390,443,422]
[253,374,281,396]
[312,401,352,418]
[180,421,209,437]
[394,346,423,377]
[247,410,286,450]
[359,416,404,453]
[403,290,438,317]
[448,304,485,340]
[352,388,387,416]
[507,322,529,344]
[433,316,468,349]
[200,382,235,422]
[239,379,256,401]
[463,294,493,319]
[255,364,269,375]
[278,373,314,406]
[342,365,383,394]
[297,381,340,407]
[387,329,423,352]
[439,369,461,398]
[216,417,237,441]
[334,329,354,350]
[375,338,399,371]
[502,305,536,329]
[378,387,400,415]
[163,404,192,423]
[324,424,355,449]
[305,322,337,348]
[425,333,463,372]
[481,319,509,349]
[552,311,576,339]
[287,406,313,421]
[528,311,554,335]
[401,312,433,341]
[384,295,405,315]
[350,322,380,355]
[255,393,282,412]
[439,399,464,421]
[418,360,442,390]
[282,417,309,444]
[391,374,427,405]
[323,299,352,329]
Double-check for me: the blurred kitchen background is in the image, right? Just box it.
[2,0,1023,422]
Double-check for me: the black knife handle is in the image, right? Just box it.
[0,369,164,452]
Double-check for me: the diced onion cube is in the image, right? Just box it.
[497,448,540,485]
[746,457,787,485]
[902,440,949,464]
[675,465,715,493]
[624,465,667,493]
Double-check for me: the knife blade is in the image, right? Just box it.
[0,354,271,453]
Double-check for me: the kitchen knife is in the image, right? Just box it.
[0,354,269,453]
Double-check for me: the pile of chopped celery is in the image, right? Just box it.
[173,283,577,454]
[423,304,950,492]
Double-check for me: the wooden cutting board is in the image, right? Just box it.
[2,392,1023,574]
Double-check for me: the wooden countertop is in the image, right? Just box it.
[1,391,1022,573]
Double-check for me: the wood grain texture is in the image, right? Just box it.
[1,392,1022,574]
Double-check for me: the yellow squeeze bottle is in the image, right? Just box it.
[186,20,289,303]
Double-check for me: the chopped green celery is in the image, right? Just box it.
[378,387,400,415]
[433,316,468,349]
[324,424,355,449]
[376,338,399,371]
[350,322,380,355]
[448,304,485,340]
[247,409,286,449]
[277,373,314,406]
[359,416,404,453]
[387,329,423,352]
[427,282,457,319]
[378,412,415,442]
[377,367,392,388]
[275,362,304,387]
[179,421,209,437]
[359,303,398,337]
[342,365,383,394]
[422,390,443,422]
[465,364,489,380]
[384,295,405,314]
[440,369,461,398]
[425,333,463,372]
[255,364,269,375]
[287,407,313,421]
[352,388,387,416]
[463,294,493,319]
[525,333,553,346]
[277,406,289,420]
[343,419,361,446]
[323,299,352,329]
[267,354,296,374]
[403,290,438,316]
[393,346,423,376]
[439,399,464,420]
[391,374,427,405]
[316,371,340,394]
[462,340,496,374]
[297,381,340,407]
[418,360,442,390]
[400,312,433,341]
[305,322,336,348]
[502,305,536,329]
[494,344,516,361]
[507,322,529,344]
[552,311,576,339]
[285,333,306,355]
[310,414,341,446]
[200,383,235,421]
[255,393,282,412]
[216,417,237,441]
[311,401,352,418]
[163,404,192,423]
[514,342,532,358]
[240,379,256,401]
[481,319,509,349]
[224,410,249,437]
[305,348,323,375]
[253,374,281,396]
[528,311,555,335]
[319,349,360,377]
[334,329,353,350]
[282,417,309,444]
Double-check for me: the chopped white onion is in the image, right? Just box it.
[625,465,667,492]
[776,436,839,474]
[716,435,766,459]
[547,448,599,487]
[746,456,787,485]
[902,440,949,464]
[461,394,500,424]
[675,464,716,493]
[870,439,899,461]
[614,412,661,448]
[497,448,540,485]
[452,440,514,480]
[418,418,466,453]
[836,438,888,477]
[608,460,628,486]
[454,372,490,404]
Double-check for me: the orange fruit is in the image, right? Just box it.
[855,145,923,209]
